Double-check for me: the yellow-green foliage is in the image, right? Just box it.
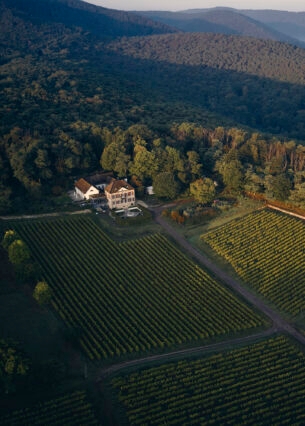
[8,240,30,265]
[33,281,52,306]
[2,230,18,250]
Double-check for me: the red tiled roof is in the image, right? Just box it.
[75,178,92,194]
[105,179,134,194]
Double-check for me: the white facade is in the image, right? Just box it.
[75,178,100,200]
[105,179,135,209]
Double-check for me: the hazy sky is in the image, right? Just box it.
[84,0,305,12]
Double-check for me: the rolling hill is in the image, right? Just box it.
[1,0,177,38]
[3,3,305,424]
[2,0,305,209]
[105,32,305,137]
[242,9,305,43]
[137,8,303,46]
[2,0,305,138]
[107,32,305,84]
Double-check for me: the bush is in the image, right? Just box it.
[33,281,52,306]
[2,230,18,250]
[8,240,31,265]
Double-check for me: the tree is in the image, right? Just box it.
[34,148,52,180]
[163,146,185,175]
[129,146,158,182]
[33,281,52,306]
[0,339,29,395]
[190,177,216,204]
[100,141,122,171]
[153,172,180,199]
[216,158,244,193]
[8,240,30,265]
[2,230,18,250]
[244,166,264,194]
[289,171,305,207]
[264,173,292,201]
[114,152,130,178]
[126,124,153,146]
[186,151,202,180]
[289,182,305,207]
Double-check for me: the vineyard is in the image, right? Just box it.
[4,216,266,360]
[111,335,305,425]
[201,208,305,318]
[0,390,99,425]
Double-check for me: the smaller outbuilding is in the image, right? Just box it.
[146,186,154,195]
[74,178,100,200]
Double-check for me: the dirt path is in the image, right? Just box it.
[153,208,305,346]
[267,204,305,220]
[0,209,92,220]
[98,206,305,379]
[4,206,305,379]
[99,326,276,378]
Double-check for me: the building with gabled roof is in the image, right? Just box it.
[85,171,114,190]
[74,178,100,200]
[105,179,135,209]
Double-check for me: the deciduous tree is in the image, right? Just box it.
[33,281,52,306]
[2,230,18,250]
[190,177,216,204]
[8,240,30,265]
[216,158,244,194]
[153,172,180,199]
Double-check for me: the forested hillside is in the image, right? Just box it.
[1,0,176,37]
[107,33,305,83]
[106,33,305,136]
[2,0,305,212]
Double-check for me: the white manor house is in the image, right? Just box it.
[74,174,135,210]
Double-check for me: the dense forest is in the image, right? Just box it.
[2,0,305,212]
[107,33,305,82]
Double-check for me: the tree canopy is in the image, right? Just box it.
[8,240,31,266]
[2,230,19,250]
[153,172,180,199]
[190,178,216,204]
[2,0,305,211]
[33,281,53,306]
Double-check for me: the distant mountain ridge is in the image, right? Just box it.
[2,0,305,141]
[0,0,177,38]
[241,9,305,42]
[137,8,305,46]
